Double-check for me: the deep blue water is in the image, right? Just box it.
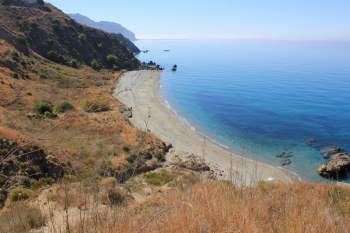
[134,40,350,183]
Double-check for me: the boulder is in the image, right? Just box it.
[317,153,350,179]
[280,158,291,166]
[320,146,342,159]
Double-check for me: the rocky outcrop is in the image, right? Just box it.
[320,146,342,159]
[317,153,350,179]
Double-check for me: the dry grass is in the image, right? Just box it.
[24,179,349,232]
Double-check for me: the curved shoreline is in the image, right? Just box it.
[115,70,301,185]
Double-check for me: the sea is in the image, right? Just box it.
[134,39,350,183]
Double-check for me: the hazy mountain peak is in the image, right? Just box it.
[68,13,136,41]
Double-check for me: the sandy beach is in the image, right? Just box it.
[115,70,301,185]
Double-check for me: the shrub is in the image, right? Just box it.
[39,73,47,79]
[69,59,78,68]
[78,33,87,43]
[56,102,74,113]
[7,188,33,203]
[154,152,165,161]
[13,73,19,79]
[16,37,26,44]
[37,0,44,5]
[107,54,118,65]
[82,98,110,112]
[0,206,44,231]
[33,102,53,114]
[91,59,100,70]
[96,43,104,51]
[101,188,125,206]
[47,50,65,63]
[51,23,59,31]
[145,172,173,186]
[44,111,57,118]
[0,148,9,156]
[122,146,130,153]
[102,177,117,188]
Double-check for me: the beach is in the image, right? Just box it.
[115,70,301,185]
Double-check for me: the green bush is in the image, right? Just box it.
[16,37,26,44]
[51,23,59,31]
[7,189,33,203]
[154,152,165,161]
[91,59,100,70]
[78,33,87,43]
[13,73,19,79]
[122,146,130,153]
[33,102,53,115]
[96,43,104,51]
[105,188,125,206]
[107,54,118,65]
[145,172,173,186]
[47,50,65,63]
[44,111,57,118]
[69,59,78,68]
[39,73,47,79]
[37,0,44,5]
[82,98,109,112]
[56,102,74,113]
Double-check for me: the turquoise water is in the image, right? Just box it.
[134,40,350,183]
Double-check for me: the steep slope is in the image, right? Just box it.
[0,0,140,70]
[68,13,137,41]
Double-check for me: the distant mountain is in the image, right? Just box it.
[68,13,137,41]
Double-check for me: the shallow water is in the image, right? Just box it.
[134,39,350,183]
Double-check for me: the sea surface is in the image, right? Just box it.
[134,39,350,183]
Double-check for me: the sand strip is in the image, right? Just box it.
[115,70,300,185]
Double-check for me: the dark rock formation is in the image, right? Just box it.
[317,153,350,179]
[280,158,291,166]
[275,152,285,157]
[320,146,342,159]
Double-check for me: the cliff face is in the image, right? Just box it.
[68,13,137,41]
[0,0,140,69]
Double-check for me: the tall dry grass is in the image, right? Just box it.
[41,180,349,233]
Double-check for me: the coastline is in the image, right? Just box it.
[115,70,301,185]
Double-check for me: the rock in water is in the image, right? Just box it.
[320,146,342,159]
[317,153,350,179]
[275,152,285,157]
[280,159,291,166]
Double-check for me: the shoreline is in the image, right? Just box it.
[115,70,301,185]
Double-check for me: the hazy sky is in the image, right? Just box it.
[47,0,350,40]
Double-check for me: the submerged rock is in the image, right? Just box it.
[280,159,291,166]
[275,152,285,157]
[320,146,342,159]
[306,138,322,151]
[317,153,350,179]
[284,152,294,158]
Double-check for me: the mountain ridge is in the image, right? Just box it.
[68,13,137,41]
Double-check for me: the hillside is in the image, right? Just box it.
[0,1,350,233]
[0,0,140,70]
[68,13,137,41]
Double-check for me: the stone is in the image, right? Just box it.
[317,153,350,179]
[280,159,291,166]
[320,146,342,159]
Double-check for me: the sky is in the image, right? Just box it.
[47,0,350,40]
